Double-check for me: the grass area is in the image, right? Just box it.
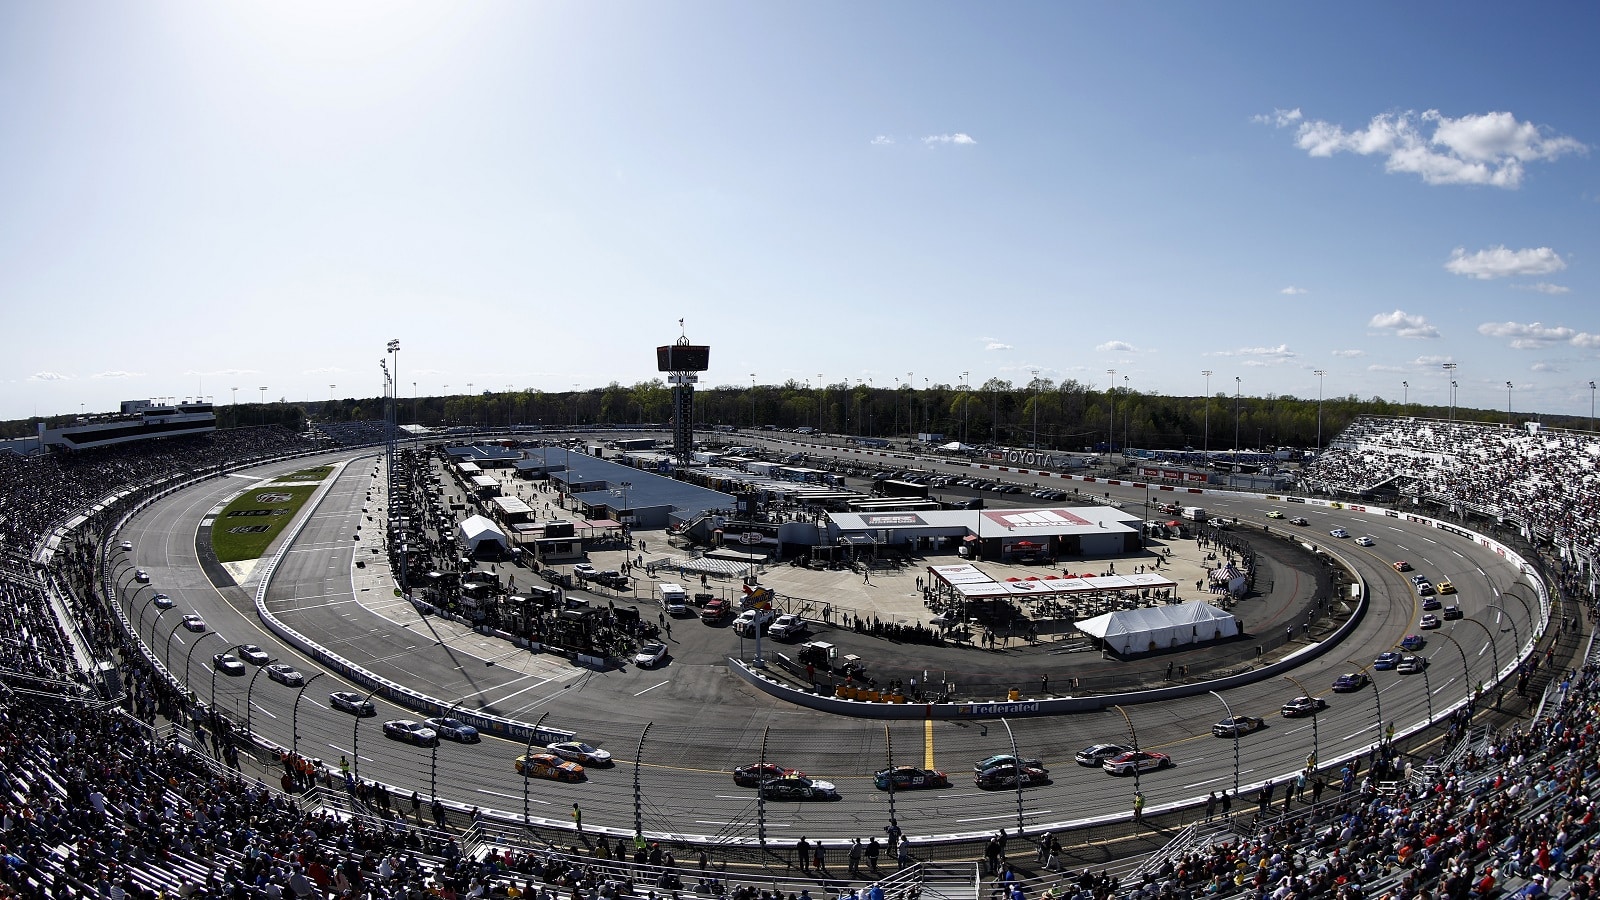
[272,465,334,483]
[212,483,322,562]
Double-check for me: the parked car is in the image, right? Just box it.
[572,563,597,580]
[633,642,668,668]
[382,720,439,747]
[732,608,775,636]
[330,691,377,717]
[701,599,731,623]
[767,615,807,640]
[1280,696,1327,718]
[1212,715,1266,738]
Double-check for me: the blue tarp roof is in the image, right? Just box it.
[522,448,734,517]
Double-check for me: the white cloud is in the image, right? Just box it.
[1331,349,1365,358]
[923,133,977,146]
[980,336,1013,351]
[1095,340,1139,353]
[1572,333,1600,349]
[303,366,347,375]
[1367,364,1407,373]
[1280,286,1308,295]
[1411,355,1456,367]
[91,371,140,379]
[1267,108,1585,188]
[27,371,70,382]
[1251,108,1303,128]
[870,135,894,146]
[1445,245,1566,279]
[1513,282,1570,294]
[1477,321,1577,349]
[1531,362,1563,373]
[184,368,260,378]
[1368,310,1440,339]
[1209,344,1298,364]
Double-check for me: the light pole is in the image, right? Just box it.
[352,686,384,783]
[522,712,550,826]
[1506,381,1514,425]
[961,372,969,445]
[999,717,1027,834]
[244,663,269,739]
[1314,370,1326,451]
[258,386,268,426]
[1031,370,1040,450]
[1436,633,1475,720]
[1282,675,1321,773]
[1234,377,1241,458]
[1112,704,1143,801]
[1401,380,1408,413]
[1201,370,1212,457]
[231,387,238,427]
[1591,381,1596,434]
[1106,370,1116,455]
[291,672,325,761]
[1208,690,1242,801]
[750,374,757,428]
[1442,363,1457,421]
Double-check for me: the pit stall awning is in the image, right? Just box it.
[926,564,1176,600]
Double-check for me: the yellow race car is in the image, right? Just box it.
[515,753,586,782]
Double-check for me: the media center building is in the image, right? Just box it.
[825,505,1142,560]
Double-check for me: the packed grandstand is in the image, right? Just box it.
[0,418,1595,900]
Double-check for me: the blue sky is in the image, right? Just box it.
[2,2,1596,421]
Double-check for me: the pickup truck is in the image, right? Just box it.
[767,614,806,640]
[733,608,775,636]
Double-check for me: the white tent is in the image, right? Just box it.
[1075,602,1238,656]
[938,441,973,452]
[456,514,510,555]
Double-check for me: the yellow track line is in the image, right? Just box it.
[924,719,936,769]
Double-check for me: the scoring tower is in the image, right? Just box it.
[656,325,710,467]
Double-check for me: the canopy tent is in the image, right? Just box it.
[927,563,1176,600]
[938,441,974,452]
[456,514,510,555]
[1075,602,1239,656]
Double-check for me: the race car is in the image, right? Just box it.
[1443,605,1464,620]
[329,691,377,717]
[211,653,246,676]
[1437,580,1456,594]
[1393,561,1412,572]
[1266,511,1285,519]
[180,614,207,633]
[515,753,585,782]
[1075,744,1132,767]
[1422,595,1443,610]
[1102,750,1172,776]
[733,763,803,787]
[1332,672,1370,693]
[974,764,1050,789]
[1373,651,1402,671]
[151,593,174,610]
[1420,613,1442,630]
[1212,715,1266,738]
[1329,528,1349,538]
[974,754,1046,776]
[546,741,612,765]
[759,775,838,801]
[382,720,439,747]
[873,766,949,791]
[1400,634,1426,651]
[238,644,271,665]
[633,642,668,668]
[1280,696,1327,718]
[424,718,481,743]
[265,663,304,686]
[1355,536,1376,547]
[1397,655,1427,674]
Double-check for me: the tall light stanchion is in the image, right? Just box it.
[1458,617,1502,710]
[750,374,757,428]
[244,664,268,741]
[231,387,238,427]
[1031,370,1040,450]
[1201,370,1213,457]
[1442,363,1457,422]
[1591,381,1596,435]
[1106,370,1116,456]
[1436,632,1473,715]
[883,725,899,846]
[1506,381,1514,425]
[1234,377,1242,461]
[1282,675,1321,774]
[634,722,652,845]
[1314,370,1326,451]
[354,686,383,784]
[291,672,325,762]
[162,617,189,673]
[998,718,1026,836]
[1345,660,1383,750]
[1208,691,1242,802]
[756,726,770,848]
[1402,381,1408,413]
[1112,705,1143,814]
[522,712,549,831]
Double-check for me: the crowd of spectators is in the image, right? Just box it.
[1304,417,1600,574]
[311,422,395,449]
